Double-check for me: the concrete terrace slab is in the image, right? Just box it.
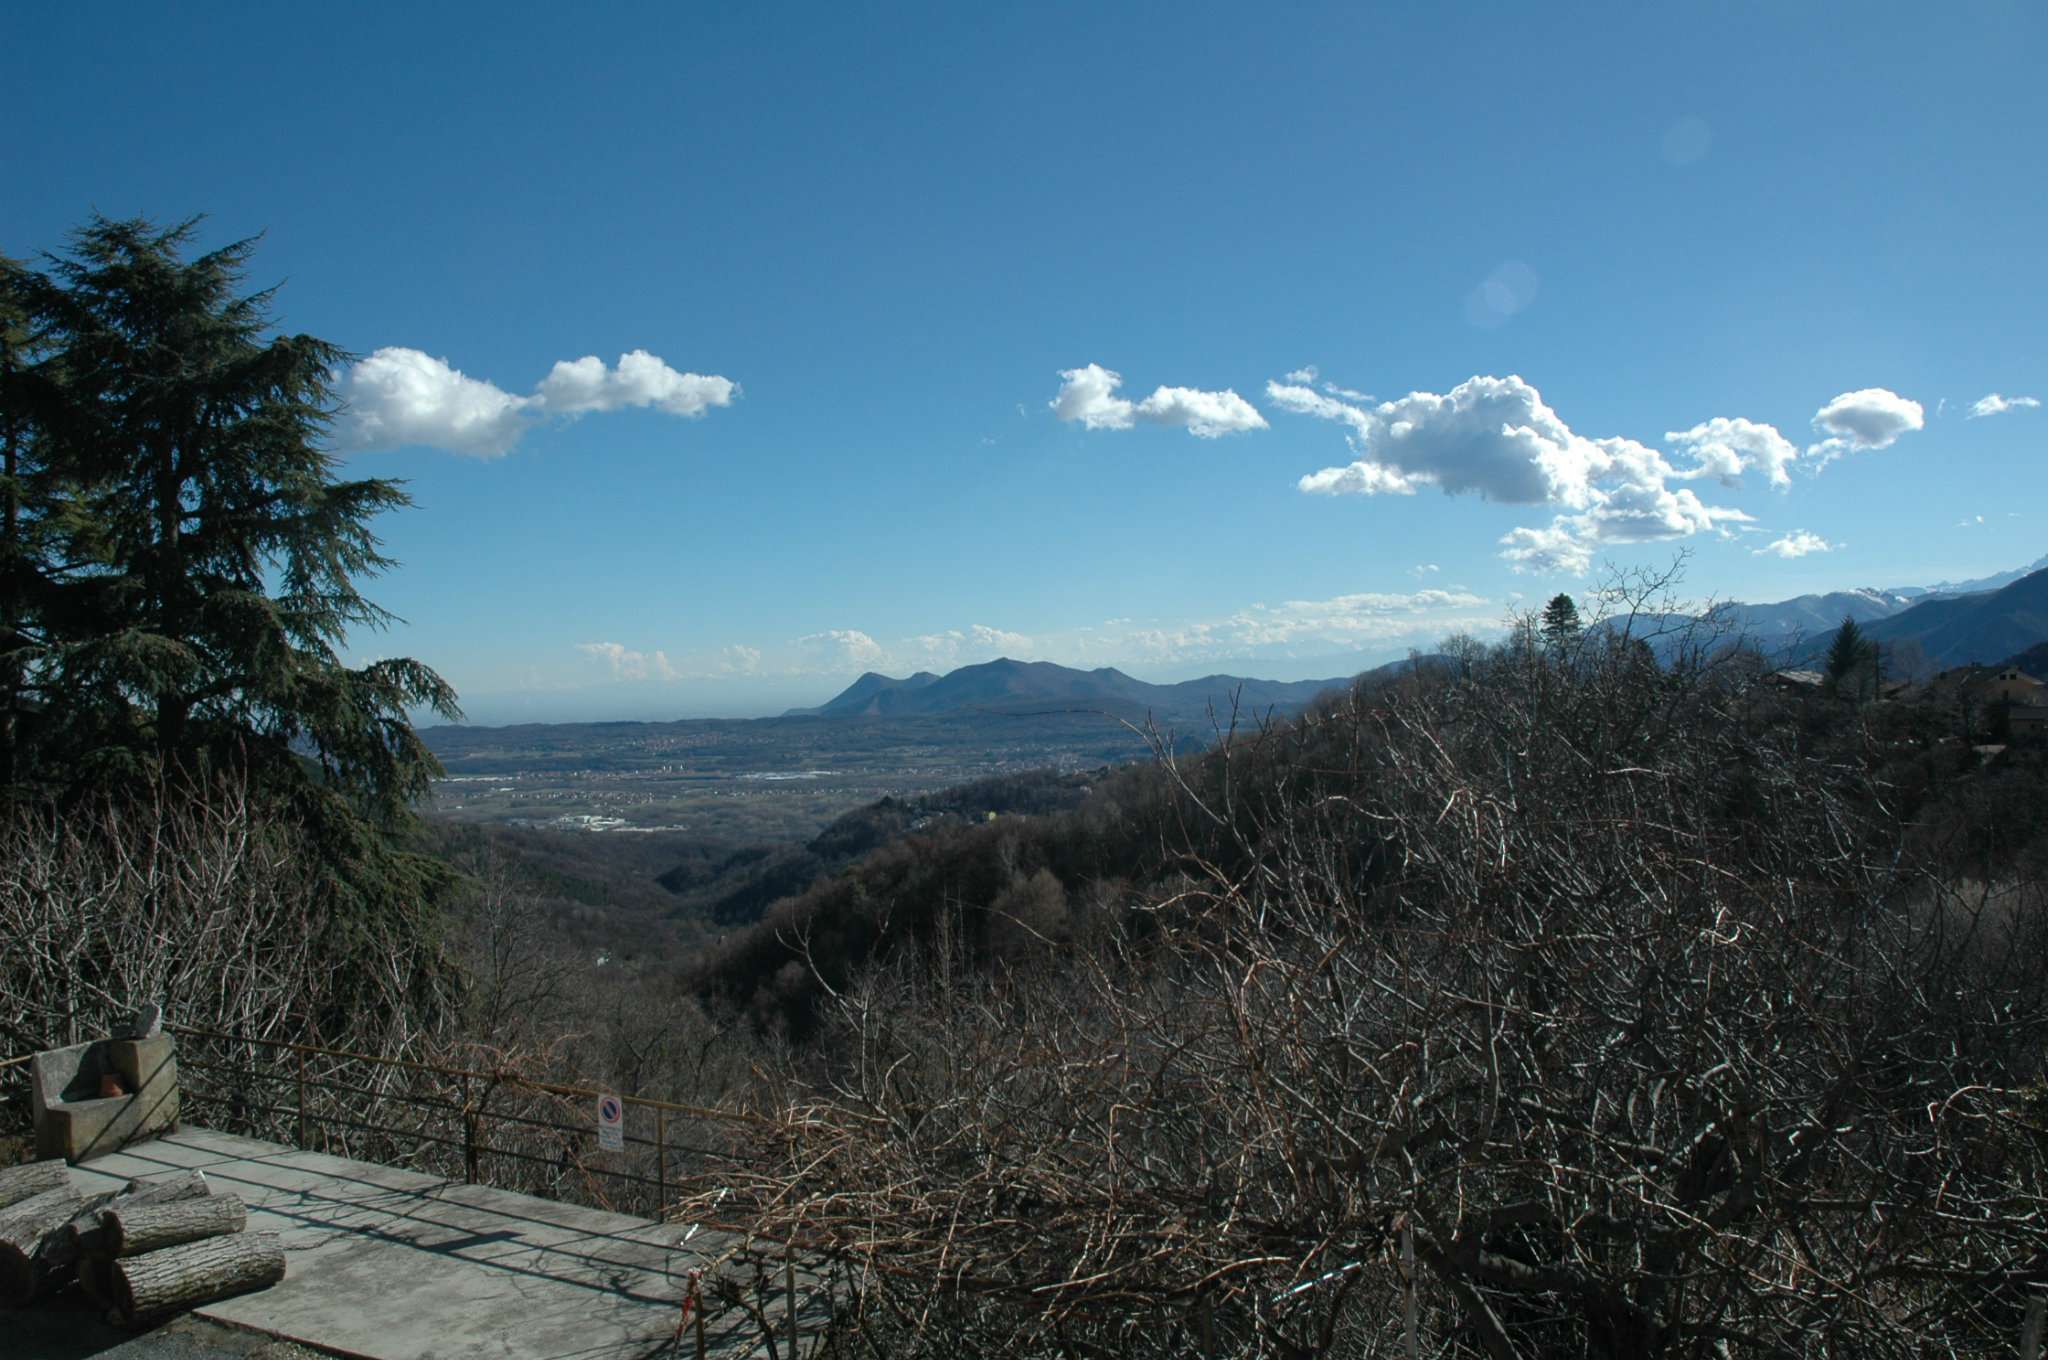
[64,1127,821,1360]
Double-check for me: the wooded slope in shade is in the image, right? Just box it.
[677,610,2048,1359]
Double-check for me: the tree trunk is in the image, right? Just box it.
[112,1230,285,1325]
[0,1159,72,1212]
[0,1183,85,1305]
[57,1170,211,1265]
[102,1194,245,1257]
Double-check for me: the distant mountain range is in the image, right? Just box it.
[1854,566,2048,671]
[1710,588,1919,645]
[785,657,1387,721]
[1712,554,2048,647]
[1887,554,2048,600]
[1737,563,2048,674]
[787,560,2048,722]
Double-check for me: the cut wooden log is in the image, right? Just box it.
[59,1171,211,1264]
[112,1231,285,1325]
[77,1252,117,1309]
[0,1183,85,1306]
[0,1160,72,1212]
[102,1194,245,1257]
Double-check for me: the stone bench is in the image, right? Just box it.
[30,1035,180,1163]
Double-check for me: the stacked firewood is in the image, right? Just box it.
[0,1158,285,1326]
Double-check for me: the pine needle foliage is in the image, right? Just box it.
[1,216,463,1022]
[2,214,457,812]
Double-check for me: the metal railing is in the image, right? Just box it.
[5,1030,831,1357]
[163,1024,770,1220]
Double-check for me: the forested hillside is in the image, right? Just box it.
[668,610,2048,1358]
[1785,566,2048,674]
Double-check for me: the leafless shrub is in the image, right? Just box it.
[0,777,767,1220]
[678,599,2048,1358]
[1,776,341,1055]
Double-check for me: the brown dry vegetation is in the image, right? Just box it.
[5,589,2046,1357]
[671,604,2048,1358]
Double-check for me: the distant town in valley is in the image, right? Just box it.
[417,552,2048,845]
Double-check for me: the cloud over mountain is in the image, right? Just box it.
[575,640,679,681]
[1753,530,1834,559]
[796,629,887,672]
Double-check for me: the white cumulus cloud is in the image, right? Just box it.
[969,624,1033,655]
[1666,416,1800,488]
[1753,530,1834,559]
[1807,387,1924,466]
[334,346,737,457]
[1297,460,1420,495]
[900,625,1036,670]
[336,348,535,457]
[536,350,738,417]
[1968,392,2041,419]
[1051,364,1267,438]
[1116,587,1496,663]
[1274,373,1755,574]
[796,629,887,673]
[1279,374,1594,505]
[575,641,679,682]
[1498,523,1596,576]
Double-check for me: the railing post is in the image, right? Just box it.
[1404,1219,1418,1359]
[656,1106,668,1210]
[461,1073,478,1185]
[2022,1289,2045,1360]
[295,1046,308,1149]
[785,1236,799,1358]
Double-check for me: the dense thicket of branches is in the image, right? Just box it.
[678,611,2048,1358]
[0,776,450,1068]
[0,775,766,1219]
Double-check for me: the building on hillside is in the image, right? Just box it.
[2008,702,2048,739]
[1980,667,2046,706]
[1918,665,1987,704]
[1764,669,1825,693]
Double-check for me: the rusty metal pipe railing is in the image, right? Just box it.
[6,1032,825,1354]
[164,1023,771,1125]
[160,1023,767,1220]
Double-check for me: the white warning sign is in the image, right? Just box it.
[597,1093,624,1151]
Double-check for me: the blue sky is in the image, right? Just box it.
[7,2,2043,721]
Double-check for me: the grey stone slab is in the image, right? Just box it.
[18,1311,345,1360]
[63,1128,809,1360]
[30,1036,179,1162]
